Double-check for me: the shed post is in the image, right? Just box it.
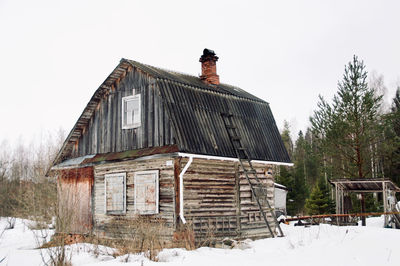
[335,183,339,215]
[383,181,388,227]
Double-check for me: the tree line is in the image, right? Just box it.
[1,56,399,222]
[276,56,400,217]
[0,130,64,221]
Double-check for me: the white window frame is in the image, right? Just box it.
[134,170,159,215]
[122,94,141,129]
[104,172,127,215]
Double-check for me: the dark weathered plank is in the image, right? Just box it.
[70,67,173,157]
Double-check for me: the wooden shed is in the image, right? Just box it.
[50,49,292,244]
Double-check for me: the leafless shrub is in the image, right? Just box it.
[173,222,195,250]
[35,229,72,266]
[0,130,65,264]
[99,216,167,262]
[32,180,77,266]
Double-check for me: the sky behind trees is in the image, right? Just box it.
[1,0,399,144]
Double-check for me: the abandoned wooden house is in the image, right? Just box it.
[49,49,292,244]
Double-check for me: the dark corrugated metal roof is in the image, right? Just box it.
[123,59,265,103]
[155,78,290,163]
[52,57,291,167]
[123,59,290,163]
[329,178,400,192]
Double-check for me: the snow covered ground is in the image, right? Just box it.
[1,216,399,266]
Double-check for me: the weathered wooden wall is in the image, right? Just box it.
[180,158,275,240]
[71,67,174,158]
[92,157,175,239]
[58,167,94,234]
[91,156,275,242]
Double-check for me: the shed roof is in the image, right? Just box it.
[54,58,291,165]
[329,178,400,192]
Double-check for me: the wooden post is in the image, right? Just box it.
[340,185,344,215]
[335,183,339,214]
[383,181,388,227]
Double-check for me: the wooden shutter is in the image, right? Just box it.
[105,173,126,214]
[134,170,159,214]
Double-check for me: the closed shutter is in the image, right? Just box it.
[105,173,126,214]
[134,170,159,214]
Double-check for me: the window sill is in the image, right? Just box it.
[106,212,127,216]
[122,124,141,130]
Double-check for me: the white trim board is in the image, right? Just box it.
[176,152,294,166]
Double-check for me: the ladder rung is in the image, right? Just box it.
[226,125,236,129]
[244,170,257,174]
[231,136,241,141]
[221,112,234,117]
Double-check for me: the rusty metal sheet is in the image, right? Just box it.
[84,145,179,164]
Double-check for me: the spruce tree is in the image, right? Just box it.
[305,184,330,215]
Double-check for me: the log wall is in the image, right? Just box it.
[92,157,175,239]
[91,156,276,242]
[180,158,276,240]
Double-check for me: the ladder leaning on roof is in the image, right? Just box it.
[221,112,284,238]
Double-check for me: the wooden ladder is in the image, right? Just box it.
[221,112,284,237]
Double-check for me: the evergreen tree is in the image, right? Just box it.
[310,56,383,225]
[384,87,400,186]
[276,165,296,215]
[276,123,308,215]
[305,184,329,215]
[281,120,293,159]
[291,131,308,214]
[304,128,323,187]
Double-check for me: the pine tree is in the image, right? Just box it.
[310,55,383,225]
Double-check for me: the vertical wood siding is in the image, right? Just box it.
[58,167,94,234]
[71,67,174,158]
[92,157,175,239]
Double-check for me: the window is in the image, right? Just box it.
[122,94,141,129]
[134,170,159,214]
[105,173,126,214]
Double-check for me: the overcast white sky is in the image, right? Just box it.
[1,0,399,145]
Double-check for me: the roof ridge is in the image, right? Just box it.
[123,58,197,79]
[122,58,266,104]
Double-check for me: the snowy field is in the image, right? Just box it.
[1,216,399,266]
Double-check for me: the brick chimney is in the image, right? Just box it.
[199,49,219,85]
